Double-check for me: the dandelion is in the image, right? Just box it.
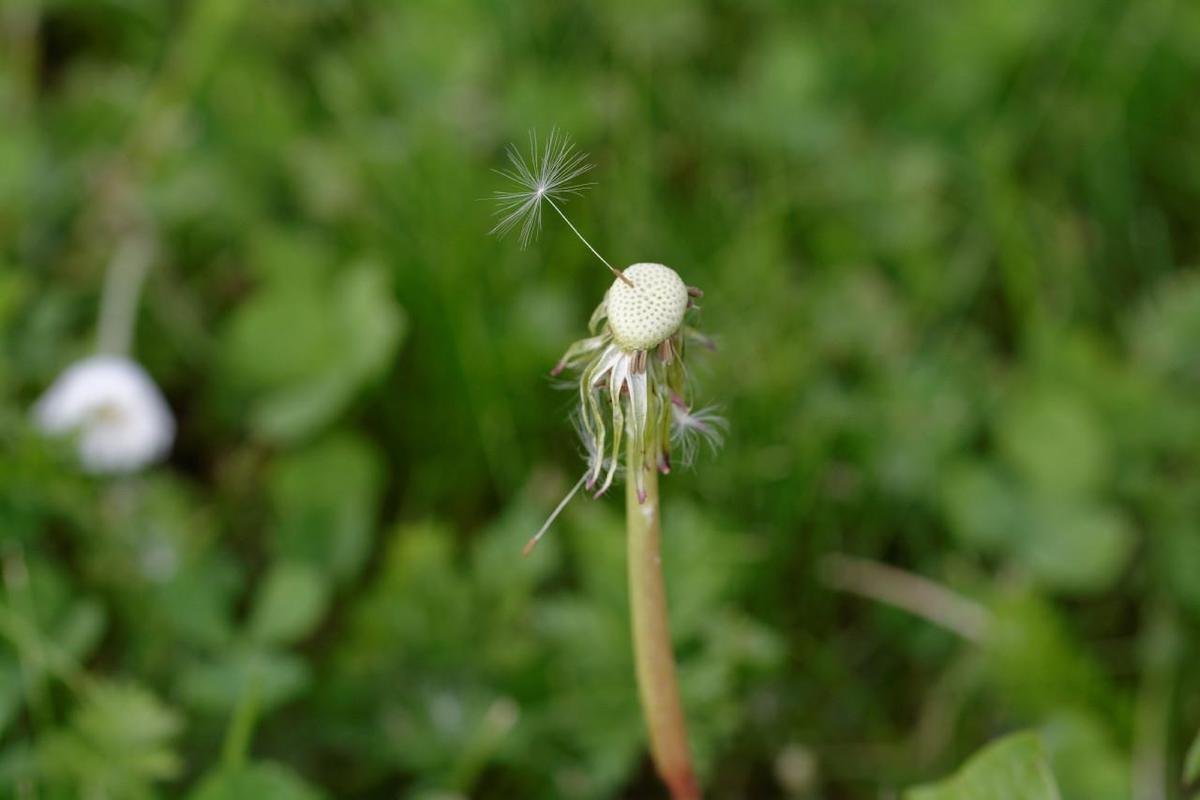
[34,355,175,475]
[548,261,720,504]
[492,131,720,800]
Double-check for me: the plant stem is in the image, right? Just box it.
[220,670,261,771]
[819,553,992,643]
[626,443,700,800]
[96,235,155,356]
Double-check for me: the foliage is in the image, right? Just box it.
[905,732,1060,800]
[3,0,1200,797]
[189,763,325,800]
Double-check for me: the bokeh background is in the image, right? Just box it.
[3,0,1200,797]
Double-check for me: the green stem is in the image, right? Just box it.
[626,442,700,800]
[220,670,261,771]
[96,235,155,356]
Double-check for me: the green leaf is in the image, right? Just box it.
[220,259,337,389]
[1039,712,1128,800]
[55,598,107,663]
[1132,273,1200,388]
[0,560,107,698]
[1184,726,1200,785]
[252,263,405,442]
[149,553,243,650]
[982,594,1125,728]
[905,732,1062,800]
[189,762,325,800]
[1019,499,1134,594]
[247,562,331,646]
[0,741,38,789]
[942,467,1134,594]
[941,461,1026,551]
[179,646,309,716]
[0,659,21,736]
[220,260,405,441]
[39,681,183,800]
[345,521,474,674]
[999,388,1108,498]
[269,433,383,582]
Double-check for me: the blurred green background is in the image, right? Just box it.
[3,0,1200,797]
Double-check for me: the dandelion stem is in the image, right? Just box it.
[546,197,633,287]
[626,437,700,800]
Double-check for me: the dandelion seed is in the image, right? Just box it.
[670,403,728,467]
[491,128,632,286]
[524,411,618,555]
[523,472,587,557]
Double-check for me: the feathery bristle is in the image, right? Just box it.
[490,128,594,248]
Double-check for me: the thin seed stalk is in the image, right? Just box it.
[626,431,700,800]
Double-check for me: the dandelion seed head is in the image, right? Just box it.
[606,263,689,350]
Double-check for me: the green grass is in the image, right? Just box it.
[2,0,1200,797]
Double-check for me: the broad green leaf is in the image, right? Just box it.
[149,553,243,650]
[999,388,1108,498]
[942,468,1134,594]
[1185,726,1200,785]
[983,594,1125,728]
[941,461,1026,551]
[179,646,309,716]
[269,433,383,582]
[905,732,1061,800]
[250,263,405,442]
[189,762,325,800]
[221,260,405,441]
[247,562,330,646]
[0,741,37,790]
[1158,521,1200,617]
[1040,712,1128,800]
[1132,273,1200,388]
[0,660,21,736]
[220,265,337,389]
[55,598,107,663]
[1019,499,1134,594]
[345,522,473,674]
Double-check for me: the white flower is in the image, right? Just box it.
[34,355,175,474]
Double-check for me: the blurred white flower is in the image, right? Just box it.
[34,355,174,474]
